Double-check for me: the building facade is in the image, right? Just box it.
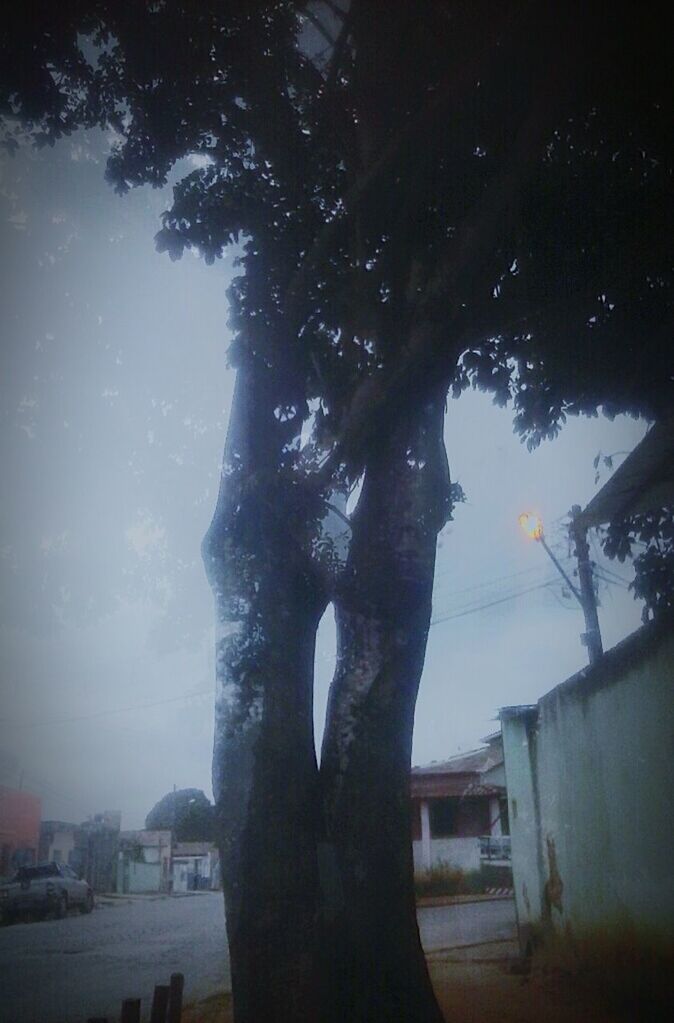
[0,787,42,876]
[39,821,79,866]
[117,829,172,893]
[171,841,218,892]
[410,732,510,873]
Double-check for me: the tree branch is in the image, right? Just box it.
[315,27,591,483]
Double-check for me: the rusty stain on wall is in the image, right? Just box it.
[544,834,563,915]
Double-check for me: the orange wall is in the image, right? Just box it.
[0,786,42,858]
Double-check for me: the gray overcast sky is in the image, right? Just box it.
[0,131,644,829]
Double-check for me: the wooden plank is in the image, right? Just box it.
[120,998,141,1023]
[168,972,184,1023]
[150,984,170,1023]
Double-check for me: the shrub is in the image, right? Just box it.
[414,861,485,899]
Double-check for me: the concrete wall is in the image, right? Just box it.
[502,621,674,953]
[45,830,77,866]
[172,855,211,892]
[0,788,41,874]
[412,837,481,873]
[117,858,161,893]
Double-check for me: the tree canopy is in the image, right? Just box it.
[2,1,671,475]
[145,787,215,841]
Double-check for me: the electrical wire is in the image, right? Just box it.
[3,688,215,731]
[7,566,631,729]
[432,560,545,597]
[430,577,558,626]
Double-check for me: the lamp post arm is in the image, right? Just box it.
[538,536,583,604]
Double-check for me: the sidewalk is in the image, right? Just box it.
[96,891,205,907]
[416,891,513,909]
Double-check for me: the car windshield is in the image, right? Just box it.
[15,864,59,881]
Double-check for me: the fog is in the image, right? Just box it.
[0,131,644,828]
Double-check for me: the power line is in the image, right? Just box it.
[596,564,631,587]
[595,568,630,590]
[8,565,630,730]
[432,562,548,605]
[4,688,215,731]
[430,577,558,626]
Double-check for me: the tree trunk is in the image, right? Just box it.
[319,396,451,1023]
[203,365,326,1022]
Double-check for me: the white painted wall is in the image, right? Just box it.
[412,836,481,873]
[46,829,76,866]
[128,860,161,893]
[502,624,674,952]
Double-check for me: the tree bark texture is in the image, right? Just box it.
[205,365,451,1021]
[319,396,450,1023]
[204,364,327,1022]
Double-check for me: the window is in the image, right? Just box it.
[429,799,456,837]
[499,797,510,836]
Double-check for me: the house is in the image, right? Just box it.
[410,732,510,873]
[39,820,79,866]
[171,841,219,892]
[117,829,172,893]
[576,417,674,530]
[0,786,41,876]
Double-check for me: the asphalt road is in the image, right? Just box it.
[0,892,516,1023]
[418,897,516,952]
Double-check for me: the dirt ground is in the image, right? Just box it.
[183,940,629,1023]
[426,941,626,1023]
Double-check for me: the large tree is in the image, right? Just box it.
[145,788,215,842]
[2,3,671,1020]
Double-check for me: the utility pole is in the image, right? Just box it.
[519,509,603,666]
[569,505,603,665]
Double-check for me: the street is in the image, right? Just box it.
[0,893,229,1023]
[0,892,516,1023]
[418,897,516,952]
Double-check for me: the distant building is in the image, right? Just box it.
[39,821,79,866]
[117,829,172,893]
[74,811,121,892]
[410,732,509,873]
[0,786,41,876]
[172,842,219,892]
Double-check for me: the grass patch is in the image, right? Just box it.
[182,991,232,1023]
[414,862,485,899]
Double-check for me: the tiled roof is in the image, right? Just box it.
[411,744,502,776]
[410,740,505,799]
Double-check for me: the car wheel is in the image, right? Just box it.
[55,893,68,919]
[81,891,94,914]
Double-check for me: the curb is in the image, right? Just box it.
[416,891,513,908]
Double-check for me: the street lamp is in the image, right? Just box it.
[518,509,603,665]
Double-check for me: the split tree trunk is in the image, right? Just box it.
[205,363,452,1021]
[203,365,326,1022]
[319,396,451,1023]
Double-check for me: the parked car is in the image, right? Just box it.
[0,862,94,923]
